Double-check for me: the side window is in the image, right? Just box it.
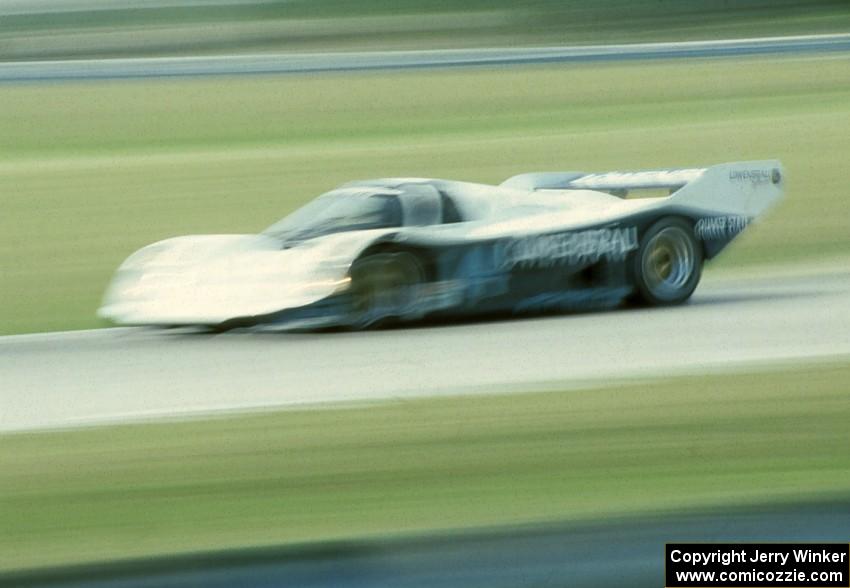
[440,192,463,224]
[398,184,443,226]
[370,194,403,228]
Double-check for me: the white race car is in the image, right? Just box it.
[99,160,783,330]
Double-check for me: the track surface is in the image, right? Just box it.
[6,500,849,587]
[2,34,850,81]
[2,269,849,432]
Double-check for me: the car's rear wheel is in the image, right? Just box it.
[348,251,425,328]
[632,218,703,306]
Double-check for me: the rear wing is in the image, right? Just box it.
[501,168,705,193]
[501,160,784,218]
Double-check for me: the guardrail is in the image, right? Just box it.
[2,34,850,82]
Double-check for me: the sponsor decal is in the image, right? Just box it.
[695,216,749,240]
[515,287,632,313]
[415,280,466,312]
[500,227,638,270]
[729,168,782,185]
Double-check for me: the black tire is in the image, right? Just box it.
[632,218,703,306]
[348,251,426,328]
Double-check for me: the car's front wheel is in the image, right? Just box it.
[348,251,425,328]
[632,218,703,306]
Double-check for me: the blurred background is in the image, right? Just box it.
[2,2,850,586]
[1,0,850,60]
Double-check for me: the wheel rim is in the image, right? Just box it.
[641,226,695,300]
[350,254,423,325]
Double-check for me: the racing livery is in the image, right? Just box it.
[99,160,784,330]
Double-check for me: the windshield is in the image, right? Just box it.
[264,188,403,243]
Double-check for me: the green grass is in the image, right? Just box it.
[2,362,849,571]
[1,55,850,334]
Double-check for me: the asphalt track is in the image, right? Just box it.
[2,269,849,432]
[1,33,850,81]
[5,499,850,587]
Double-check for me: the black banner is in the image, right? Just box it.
[666,543,849,587]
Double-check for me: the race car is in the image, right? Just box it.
[98,160,783,330]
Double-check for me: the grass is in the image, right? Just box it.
[1,361,849,571]
[1,55,850,334]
